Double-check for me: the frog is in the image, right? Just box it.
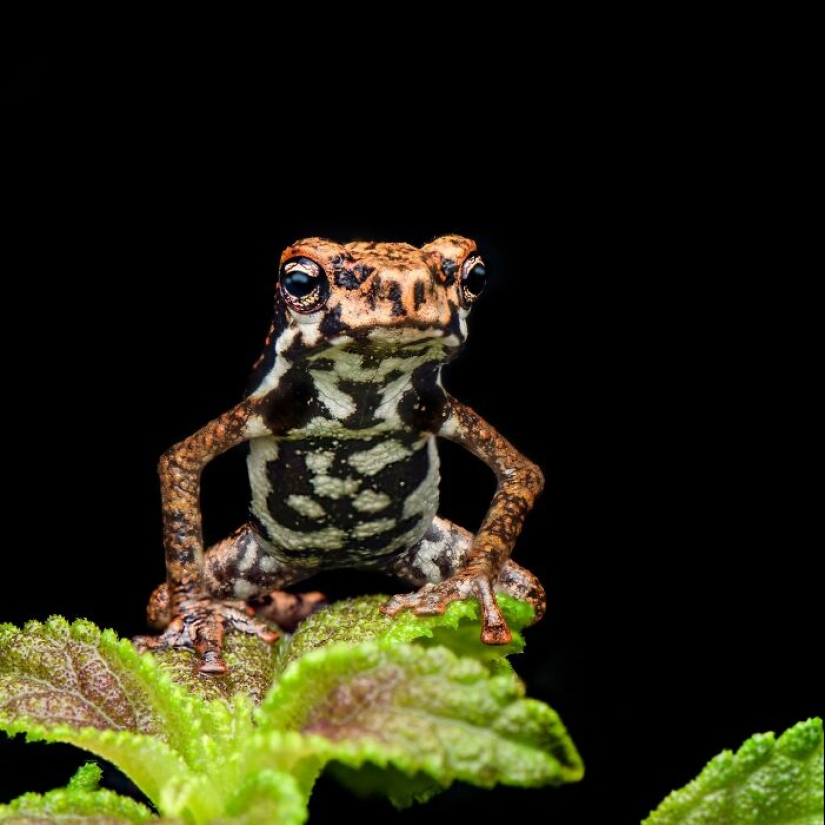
[134,235,546,674]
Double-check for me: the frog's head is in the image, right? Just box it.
[272,235,486,356]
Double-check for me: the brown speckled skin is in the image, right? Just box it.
[142,403,279,673]
[134,237,546,673]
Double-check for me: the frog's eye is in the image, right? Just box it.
[279,256,330,313]
[460,256,487,303]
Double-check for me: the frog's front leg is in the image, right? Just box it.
[133,401,279,674]
[382,399,545,645]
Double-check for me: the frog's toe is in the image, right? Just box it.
[381,586,438,618]
[382,581,466,619]
[379,593,410,618]
[382,575,514,646]
[410,592,449,617]
[197,650,230,675]
[472,575,513,645]
[134,597,279,674]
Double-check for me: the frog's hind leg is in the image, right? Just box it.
[207,524,327,631]
[146,523,325,633]
[383,516,546,626]
[496,558,546,623]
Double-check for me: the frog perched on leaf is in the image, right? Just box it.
[135,236,546,673]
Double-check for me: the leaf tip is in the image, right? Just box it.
[67,761,104,791]
[778,716,824,760]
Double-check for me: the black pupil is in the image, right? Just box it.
[464,262,487,296]
[282,268,317,298]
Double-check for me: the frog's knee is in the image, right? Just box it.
[389,516,473,585]
[204,523,290,600]
[146,583,171,629]
[496,560,546,624]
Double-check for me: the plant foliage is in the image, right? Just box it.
[0,596,583,824]
[644,717,823,825]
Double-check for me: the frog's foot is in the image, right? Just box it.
[249,590,328,632]
[381,570,513,645]
[134,586,279,675]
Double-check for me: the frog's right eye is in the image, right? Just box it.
[279,256,330,312]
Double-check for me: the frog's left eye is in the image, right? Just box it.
[460,256,487,303]
[279,256,330,313]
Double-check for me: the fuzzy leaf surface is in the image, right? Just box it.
[0,763,157,823]
[0,618,244,813]
[644,717,824,824]
[0,618,167,736]
[1,598,579,821]
[275,594,533,676]
[261,639,583,806]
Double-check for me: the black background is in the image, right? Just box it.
[1,45,819,823]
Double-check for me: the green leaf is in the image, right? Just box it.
[0,618,166,737]
[276,594,533,676]
[0,618,260,817]
[219,770,310,825]
[2,618,207,807]
[147,629,279,708]
[1,600,579,822]
[260,639,583,807]
[0,762,157,823]
[643,717,824,824]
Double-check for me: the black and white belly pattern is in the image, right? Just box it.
[247,342,448,566]
[248,432,439,565]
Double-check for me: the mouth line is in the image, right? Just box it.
[321,321,450,345]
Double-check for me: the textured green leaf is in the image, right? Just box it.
[148,629,279,708]
[6,725,193,812]
[0,762,157,823]
[644,717,824,824]
[0,618,167,737]
[1,602,578,822]
[218,770,310,825]
[0,618,249,814]
[260,639,583,804]
[276,594,533,676]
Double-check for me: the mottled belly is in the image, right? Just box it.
[246,433,440,565]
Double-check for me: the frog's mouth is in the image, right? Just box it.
[359,324,461,347]
[283,305,468,362]
[325,308,468,348]
[326,330,456,356]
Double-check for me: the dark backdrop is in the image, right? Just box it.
[2,50,819,823]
